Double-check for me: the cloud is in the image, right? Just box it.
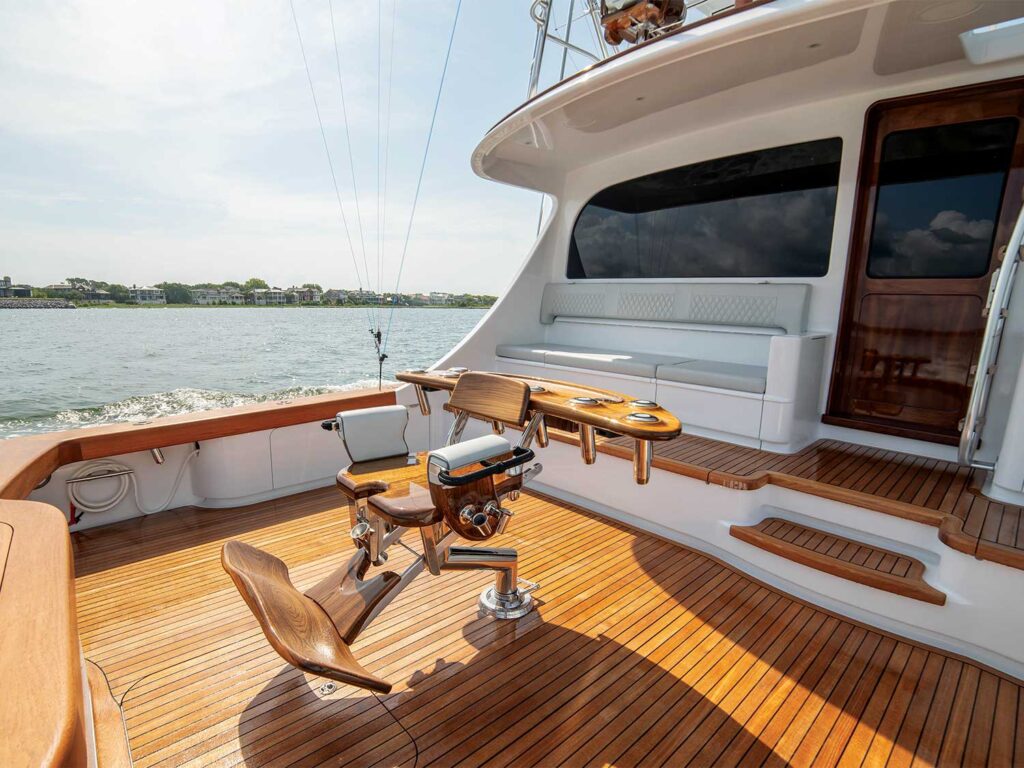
[0,0,540,294]
[872,208,994,277]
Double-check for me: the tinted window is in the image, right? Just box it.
[866,118,1017,279]
[568,138,841,279]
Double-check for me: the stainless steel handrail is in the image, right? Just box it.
[958,205,1024,468]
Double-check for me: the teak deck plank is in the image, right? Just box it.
[729,518,946,605]
[73,486,1021,767]
[605,432,1024,570]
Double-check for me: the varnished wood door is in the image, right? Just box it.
[826,80,1024,444]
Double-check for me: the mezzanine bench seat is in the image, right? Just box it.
[496,343,769,393]
[496,282,824,450]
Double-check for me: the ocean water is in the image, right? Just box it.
[0,307,486,438]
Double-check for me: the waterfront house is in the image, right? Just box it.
[323,289,347,304]
[128,286,166,305]
[82,289,113,303]
[0,276,11,298]
[286,286,322,304]
[429,292,453,305]
[251,288,286,306]
[191,288,244,305]
[348,289,380,304]
[43,283,75,296]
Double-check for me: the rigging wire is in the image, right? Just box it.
[328,0,376,331]
[289,0,372,326]
[382,0,463,353]
[379,0,399,308]
[375,0,383,327]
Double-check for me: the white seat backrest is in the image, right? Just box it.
[540,282,810,334]
[336,405,410,463]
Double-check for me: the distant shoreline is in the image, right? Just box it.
[0,300,493,310]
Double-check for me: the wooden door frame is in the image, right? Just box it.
[824,76,1024,444]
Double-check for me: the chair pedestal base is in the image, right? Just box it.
[479,585,534,620]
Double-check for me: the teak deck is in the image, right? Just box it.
[73,486,1022,767]
[604,433,1024,570]
[729,518,946,606]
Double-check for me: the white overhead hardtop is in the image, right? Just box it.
[472,0,1024,192]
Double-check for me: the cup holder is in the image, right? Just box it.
[625,412,660,424]
[568,396,600,407]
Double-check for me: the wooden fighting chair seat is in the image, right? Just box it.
[223,372,544,692]
[221,541,399,693]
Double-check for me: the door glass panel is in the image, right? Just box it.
[866,118,1018,279]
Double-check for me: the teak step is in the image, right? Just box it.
[730,518,946,606]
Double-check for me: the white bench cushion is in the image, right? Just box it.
[497,342,686,377]
[495,343,548,364]
[657,360,767,394]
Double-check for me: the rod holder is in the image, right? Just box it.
[446,410,469,446]
[634,439,653,485]
[414,385,431,416]
[518,412,548,451]
[536,416,550,448]
[580,424,597,465]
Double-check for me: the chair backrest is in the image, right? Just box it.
[221,540,393,693]
[448,372,531,427]
[336,404,410,463]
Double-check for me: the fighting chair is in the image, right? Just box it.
[222,372,543,693]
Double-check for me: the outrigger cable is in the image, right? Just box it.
[289,0,374,330]
[382,0,463,355]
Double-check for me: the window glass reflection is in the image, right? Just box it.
[867,119,1017,279]
[568,139,842,279]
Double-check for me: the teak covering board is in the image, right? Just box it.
[0,502,86,767]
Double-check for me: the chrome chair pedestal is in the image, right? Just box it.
[442,545,536,620]
[479,585,534,620]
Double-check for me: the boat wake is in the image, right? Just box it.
[0,382,396,439]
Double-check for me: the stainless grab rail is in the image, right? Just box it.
[958,205,1024,469]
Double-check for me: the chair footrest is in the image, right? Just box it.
[730,518,946,606]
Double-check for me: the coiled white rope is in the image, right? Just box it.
[67,448,199,517]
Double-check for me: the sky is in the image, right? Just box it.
[0,1,602,295]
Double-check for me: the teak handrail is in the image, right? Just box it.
[0,388,397,501]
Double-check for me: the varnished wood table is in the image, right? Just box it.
[396,369,683,484]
